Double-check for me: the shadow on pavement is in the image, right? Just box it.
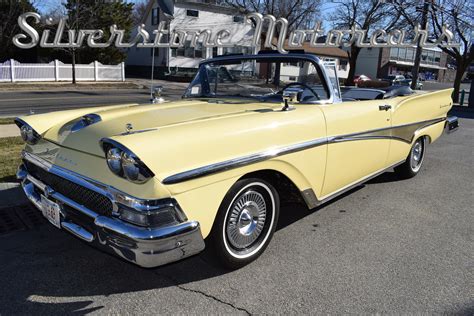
[0,170,394,314]
[449,108,474,119]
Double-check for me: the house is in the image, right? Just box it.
[296,44,350,80]
[355,46,453,82]
[126,0,255,79]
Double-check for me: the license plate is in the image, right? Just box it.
[40,195,62,229]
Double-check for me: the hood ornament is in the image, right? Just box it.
[151,86,165,104]
[126,123,133,134]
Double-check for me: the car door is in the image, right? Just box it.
[319,99,393,199]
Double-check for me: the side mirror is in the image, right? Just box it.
[151,86,165,104]
[282,87,303,111]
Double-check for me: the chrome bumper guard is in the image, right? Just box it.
[445,116,459,134]
[17,161,205,268]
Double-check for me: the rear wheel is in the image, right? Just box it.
[210,178,280,269]
[395,137,426,179]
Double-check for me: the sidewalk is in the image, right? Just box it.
[0,81,143,92]
[0,125,19,138]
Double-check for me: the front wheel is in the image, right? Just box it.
[210,178,280,269]
[395,137,426,179]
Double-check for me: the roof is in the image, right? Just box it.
[141,0,240,24]
[272,40,349,59]
[300,44,349,59]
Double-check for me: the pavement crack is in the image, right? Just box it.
[154,271,251,315]
[175,284,251,315]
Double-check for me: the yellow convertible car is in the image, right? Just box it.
[15,53,458,269]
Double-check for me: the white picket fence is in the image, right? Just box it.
[0,59,125,82]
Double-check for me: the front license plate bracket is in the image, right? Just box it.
[40,195,62,229]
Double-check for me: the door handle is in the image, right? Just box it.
[379,104,392,111]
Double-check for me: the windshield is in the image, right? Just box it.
[183,57,330,103]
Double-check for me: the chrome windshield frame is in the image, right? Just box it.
[183,53,339,105]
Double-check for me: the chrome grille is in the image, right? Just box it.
[24,161,113,216]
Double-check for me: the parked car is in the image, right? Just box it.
[381,75,405,85]
[353,74,371,85]
[400,78,424,90]
[15,53,458,269]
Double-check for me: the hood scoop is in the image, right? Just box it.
[71,114,102,132]
[57,114,102,142]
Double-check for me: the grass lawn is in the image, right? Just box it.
[0,137,24,182]
[0,117,15,125]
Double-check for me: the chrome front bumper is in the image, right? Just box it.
[17,159,205,268]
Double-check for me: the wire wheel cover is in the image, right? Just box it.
[226,190,267,249]
[410,139,424,171]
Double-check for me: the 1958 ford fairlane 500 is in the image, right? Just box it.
[15,53,458,269]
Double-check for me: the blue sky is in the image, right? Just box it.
[35,0,337,27]
[36,0,142,13]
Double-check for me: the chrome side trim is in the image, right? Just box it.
[328,117,446,145]
[163,137,329,184]
[163,117,446,184]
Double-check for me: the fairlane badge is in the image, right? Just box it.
[57,155,77,167]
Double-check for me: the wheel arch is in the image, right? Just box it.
[239,169,312,209]
[412,119,445,146]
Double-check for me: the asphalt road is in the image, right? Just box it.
[0,81,470,117]
[0,85,185,117]
[423,81,470,92]
[0,110,472,314]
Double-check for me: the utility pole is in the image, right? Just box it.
[72,0,79,85]
[411,0,430,90]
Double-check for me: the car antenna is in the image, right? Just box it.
[150,0,175,103]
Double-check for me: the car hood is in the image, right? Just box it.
[38,99,282,157]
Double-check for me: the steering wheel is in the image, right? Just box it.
[280,82,320,101]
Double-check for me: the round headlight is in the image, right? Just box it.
[106,148,122,174]
[121,152,140,181]
[101,139,155,184]
[20,124,40,145]
[20,125,31,142]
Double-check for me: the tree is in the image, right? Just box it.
[132,0,148,26]
[63,0,134,64]
[0,0,38,61]
[428,0,472,103]
[222,0,322,30]
[45,0,134,83]
[393,0,472,103]
[328,0,405,85]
